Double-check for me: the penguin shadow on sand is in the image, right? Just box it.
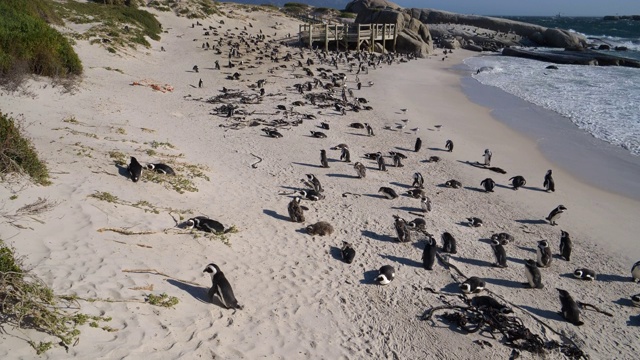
[389,181,412,189]
[166,279,210,304]
[506,256,526,265]
[291,161,324,168]
[391,206,422,212]
[627,314,640,327]
[262,209,290,222]
[477,237,492,245]
[440,282,462,294]
[361,229,396,242]
[114,162,130,179]
[363,193,388,200]
[394,146,413,152]
[450,256,493,268]
[380,254,422,268]
[326,173,358,179]
[360,269,380,284]
[463,186,488,193]
[517,304,564,322]
[515,245,536,253]
[484,277,529,289]
[596,273,631,283]
[515,219,548,225]
[427,147,447,152]
[329,246,343,261]
[521,185,548,192]
[494,183,511,190]
[347,132,371,137]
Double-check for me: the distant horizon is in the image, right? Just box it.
[223,1,640,17]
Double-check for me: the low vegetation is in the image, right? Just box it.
[338,11,357,19]
[53,0,162,53]
[0,240,112,354]
[147,0,218,19]
[0,112,50,185]
[0,0,82,87]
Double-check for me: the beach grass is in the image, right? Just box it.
[0,0,82,86]
[147,0,218,19]
[0,112,50,185]
[54,0,162,51]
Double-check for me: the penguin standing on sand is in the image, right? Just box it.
[341,242,356,264]
[375,265,395,285]
[353,162,366,178]
[392,153,404,167]
[490,238,508,268]
[441,232,457,254]
[128,156,143,182]
[631,261,640,282]
[544,169,555,192]
[320,149,329,168]
[287,196,305,223]
[509,175,526,190]
[376,153,387,171]
[557,289,584,326]
[481,178,495,192]
[421,197,432,213]
[412,172,424,189]
[365,123,375,136]
[394,217,411,242]
[483,149,492,166]
[203,263,243,310]
[305,174,323,193]
[414,138,422,152]
[523,259,544,289]
[445,140,454,152]
[560,230,572,261]
[536,240,553,267]
[546,205,567,226]
[422,234,437,270]
[460,277,486,294]
[340,147,351,162]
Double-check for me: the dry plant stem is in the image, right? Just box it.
[121,268,200,286]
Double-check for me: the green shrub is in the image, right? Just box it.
[0,112,50,185]
[0,0,82,81]
[338,11,357,19]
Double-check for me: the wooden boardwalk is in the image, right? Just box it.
[298,23,398,52]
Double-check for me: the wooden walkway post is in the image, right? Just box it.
[356,24,361,51]
[308,24,313,49]
[393,24,398,52]
[381,24,386,52]
[324,24,329,52]
[335,24,339,51]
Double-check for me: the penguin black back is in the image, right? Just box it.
[414,137,422,152]
[341,242,356,264]
[422,235,437,270]
[560,230,572,261]
[203,263,242,310]
[128,156,143,182]
[320,149,329,168]
[557,288,583,326]
[441,232,457,254]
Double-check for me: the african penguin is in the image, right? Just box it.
[631,260,640,282]
[341,242,356,264]
[414,137,422,152]
[441,232,457,254]
[480,178,495,192]
[340,147,351,162]
[146,163,175,175]
[490,238,508,268]
[310,131,327,138]
[365,123,375,136]
[632,294,640,307]
[379,187,398,199]
[407,218,426,231]
[544,169,555,192]
[394,217,411,243]
[406,188,425,199]
[483,149,492,166]
[412,172,424,189]
[262,128,283,138]
[471,296,513,314]
[546,205,567,226]
[445,180,462,189]
[445,140,454,152]
[299,189,325,201]
[573,268,596,281]
[467,217,483,227]
[128,156,143,182]
[376,153,387,171]
[287,196,305,223]
[509,175,526,190]
[420,197,432,213]
[392,153,404,168]
[523,259,544,289]
[203,263,243,310]
[460,277,486,294]
[186,216,228,233]
[375,265,395,285]
[305,174,323,193]
[557,288,584,326]
[422,234,437,270]
[320,149,329,168]
[536,240,552,268]
[349,123,365,129]
[306,221,334,236]
[353,162,366,178]
[491,233,513,245]
[560,230,572,261]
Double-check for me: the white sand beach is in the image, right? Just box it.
[1,3,639,359]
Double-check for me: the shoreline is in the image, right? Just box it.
[456,60,640,201]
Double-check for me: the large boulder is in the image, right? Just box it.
[542,28,587,49]
[345,0,402,13]
[396,31,430,57]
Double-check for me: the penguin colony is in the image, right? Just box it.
[115,16,640,349]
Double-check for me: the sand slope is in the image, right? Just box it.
[1,3,639,359]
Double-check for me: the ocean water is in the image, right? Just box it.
[463,17,640,156]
